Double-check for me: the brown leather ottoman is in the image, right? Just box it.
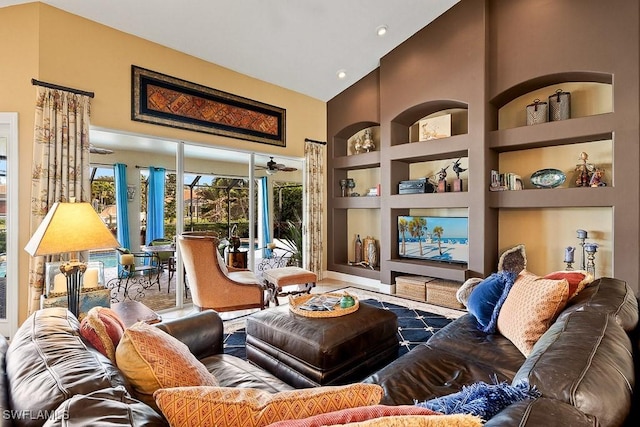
[245,302,398,388]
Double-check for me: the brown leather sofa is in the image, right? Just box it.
[364,277,639,427]
[0,277,637,426]
[0,308,293,426]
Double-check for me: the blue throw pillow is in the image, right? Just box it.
[416,380,540,420]
[466,270,516,333]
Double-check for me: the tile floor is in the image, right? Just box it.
[160,277,374,321]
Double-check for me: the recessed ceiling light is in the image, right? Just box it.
[336,69,347,79]
[376,25,388,37]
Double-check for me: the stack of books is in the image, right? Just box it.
[490,170,523,191]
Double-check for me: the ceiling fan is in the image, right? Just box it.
[260,157,298,175]
[89,144,114,155]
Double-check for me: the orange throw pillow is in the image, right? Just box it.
[267,405,441,427]
[79,306,126,363]
[328,414,483,427]
[543,270,593,298]
[154,384,383,427]
[116,322,218,410]
[497,271,570,356]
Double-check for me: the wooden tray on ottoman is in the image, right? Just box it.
[426,279,465,310]
[289,293,359,318]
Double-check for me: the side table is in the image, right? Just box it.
[227,250,248,269]
[111,300,162,327]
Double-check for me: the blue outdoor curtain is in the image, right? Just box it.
[146,167,166,245]
[260,177,272,258]
[114,163,130,276]
[114,163,130,250]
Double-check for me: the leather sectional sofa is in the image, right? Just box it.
[0,277,637,426]
[365,277,639,426]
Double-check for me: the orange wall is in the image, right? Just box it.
[0,3,326,324]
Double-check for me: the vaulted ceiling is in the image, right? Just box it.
[2,0,459,101]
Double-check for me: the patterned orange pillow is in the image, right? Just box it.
[497,271,570,356]
[153,384,383,427]
[267,405,441,427]
[116,322,218,410]
[543,270,594,298]
[79,306,126,363]
[329,414,483,427]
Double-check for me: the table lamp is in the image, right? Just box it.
[24,200,120,317]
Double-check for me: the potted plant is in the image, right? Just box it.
[281,218,302,267]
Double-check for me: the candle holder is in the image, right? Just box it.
[563,246,575,270]
[339,179,348,197]
[576,229,588,270]
[584,243,598,276]
[346,178,356,196]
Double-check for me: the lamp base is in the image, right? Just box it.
[60,260,87,317]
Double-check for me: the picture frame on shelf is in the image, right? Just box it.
[419,114,451,141]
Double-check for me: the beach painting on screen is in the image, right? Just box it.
[397,216,469,264]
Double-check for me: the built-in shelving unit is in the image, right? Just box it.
[327,0,639,294]
[383,104,472,285]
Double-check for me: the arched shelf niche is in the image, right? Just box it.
[489,71,613,131]
[332,121,380,158]
[390,100,468,146]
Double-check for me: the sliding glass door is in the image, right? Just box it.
[0,113,18,338]
[89,130,303,313]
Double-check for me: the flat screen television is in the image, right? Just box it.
[397,216,469,264]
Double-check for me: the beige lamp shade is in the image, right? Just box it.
[25,201,120,257]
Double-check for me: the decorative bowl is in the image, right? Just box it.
[530,168,566,189]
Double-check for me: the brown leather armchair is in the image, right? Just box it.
[177,234,267,312]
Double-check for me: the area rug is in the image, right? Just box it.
[223,288,465,360]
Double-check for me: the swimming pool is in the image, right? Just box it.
[89,250,118,268]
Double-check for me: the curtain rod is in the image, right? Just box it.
[31,78,95,98]
[305,138,327,145]
[134,165,249,179]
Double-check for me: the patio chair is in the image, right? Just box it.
[177,234,267,312]
[149,238,176,292]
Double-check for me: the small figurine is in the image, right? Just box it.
[361,129,375,152]
[437,165,450,193]
[437,165,449,182]
[452,158,467,179]
[352,136,363,154]
[589,167,606,187]
[575,151,595,187]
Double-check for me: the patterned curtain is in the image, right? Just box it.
[27,87,92,314]
[303,141,325,280]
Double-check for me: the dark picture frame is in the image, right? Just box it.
[131,65,286,147]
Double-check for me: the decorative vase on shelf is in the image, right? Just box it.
[367,240,378,268]
[354,234,362,264]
